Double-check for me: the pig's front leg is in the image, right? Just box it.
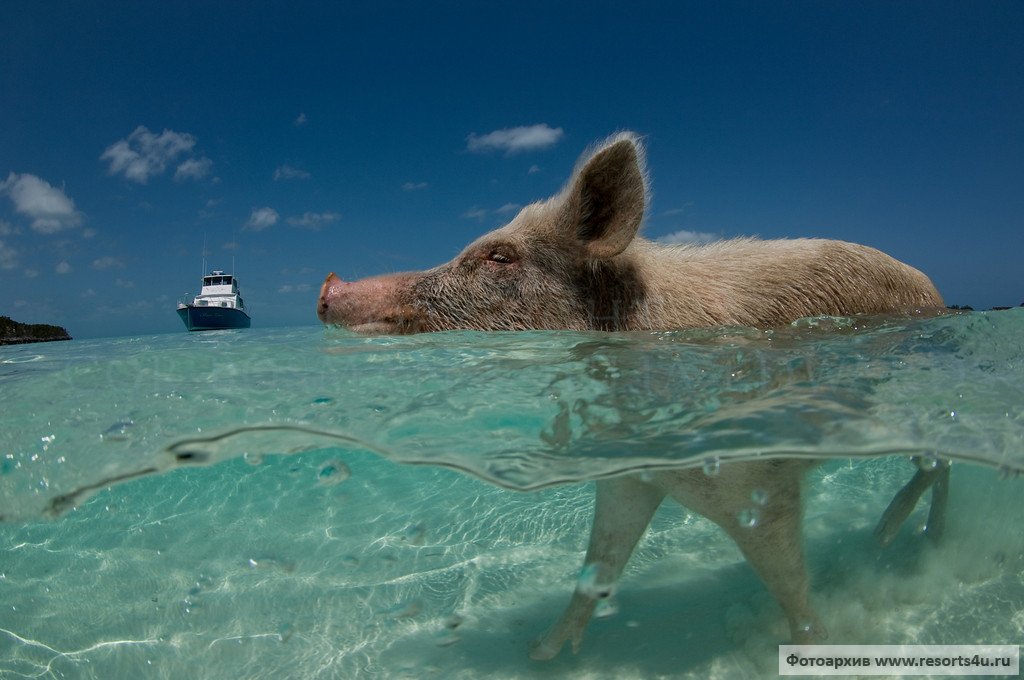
[531,476,665,660]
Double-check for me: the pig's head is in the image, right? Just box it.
[317,132,649,333]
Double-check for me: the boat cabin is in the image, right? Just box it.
[193,270,245,310]
[201,271,237,291]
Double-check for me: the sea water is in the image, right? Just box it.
[1,310,1022,679]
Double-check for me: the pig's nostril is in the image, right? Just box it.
[319,274,338,304]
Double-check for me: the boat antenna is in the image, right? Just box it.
[202,232,208,277]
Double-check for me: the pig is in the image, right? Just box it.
[317,132,947,659]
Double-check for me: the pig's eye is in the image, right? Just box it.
[487,249,516,264]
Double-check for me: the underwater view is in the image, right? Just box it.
[1,310,1023,679]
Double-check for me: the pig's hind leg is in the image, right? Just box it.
[873,458,951,547]
[530,476,665,661]
[658,463,826,643]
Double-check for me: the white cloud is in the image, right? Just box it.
[174,157,213,182]
[91,256,125,270]
[402,181,429,191]
[464,204,522,220]
[115,278,135,288]
[274,164,311,181]
[0,239,17,269]
[244,207,279,231]
[55,260,72,274]
[656,229,720,245]
[0,172,83,234]
[101,126,198,183]
[286,211,340,230]
[278,283,312,294]
[528,165,541,174]
[0,220,17,236]
[467,124,564,154]
[295,113,308,127]
[81,288,96,298]
[81,227,97,239]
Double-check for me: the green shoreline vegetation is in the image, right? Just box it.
[0,316,72,345]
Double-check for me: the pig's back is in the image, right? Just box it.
[628,237,944,330]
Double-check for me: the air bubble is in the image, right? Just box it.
[577,562,617,600]
[737,508,760,529]
[916,455,939,472]
[750,489,768,506]
[243,452,263,466]
[317,460,351,486]
[186,573,216,598]
[247,556,295,573]
[594,597,619,619]
[702,456,721,477]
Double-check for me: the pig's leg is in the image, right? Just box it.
[658,464,824,643]
[724,500,824,643]
[530,476,665,661]
[924,462,950,544]
[873,458,950,547]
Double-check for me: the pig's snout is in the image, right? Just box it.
[317,272,423,334]
[317,273,345,322]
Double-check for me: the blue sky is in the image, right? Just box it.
[2,1,1021,339]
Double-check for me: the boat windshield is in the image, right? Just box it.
[203,276,234,286]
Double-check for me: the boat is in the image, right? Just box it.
[176,270,251,331]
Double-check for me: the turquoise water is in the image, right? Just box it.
[1,310,1022,678]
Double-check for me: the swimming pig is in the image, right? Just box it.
[317,133,946,658]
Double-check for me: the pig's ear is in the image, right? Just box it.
[561,134,647,259]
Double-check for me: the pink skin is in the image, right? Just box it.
[318,272,425,334]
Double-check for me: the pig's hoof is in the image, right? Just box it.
[530,627,583,660]
[529,637,564,661]
[873,516,900,548]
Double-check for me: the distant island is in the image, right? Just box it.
[949,303,1024,312]
[0,316,72,345]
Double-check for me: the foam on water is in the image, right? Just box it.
[1,310,1022,678]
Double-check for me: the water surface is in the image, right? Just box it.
[1,311,1022,678]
